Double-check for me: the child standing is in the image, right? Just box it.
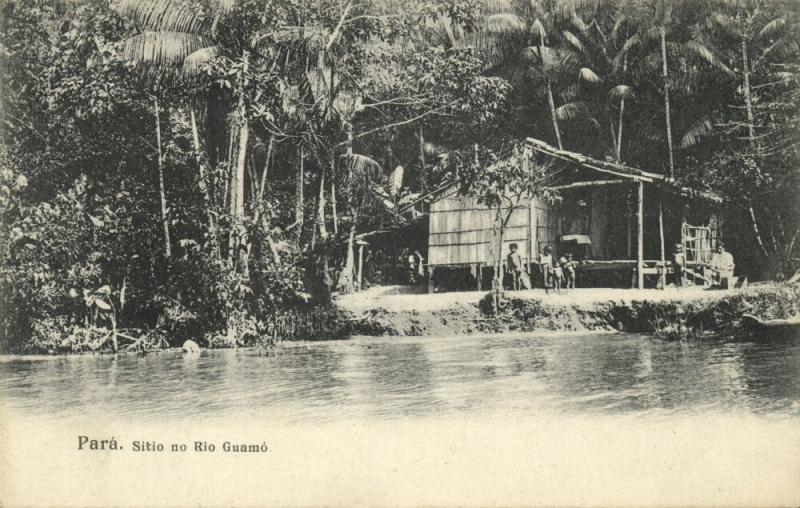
[540,246,554,292]
[553,257,565,292]
[563,253,576,289]
[507,243,524,290]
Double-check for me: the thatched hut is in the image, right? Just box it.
[426,138,723,292]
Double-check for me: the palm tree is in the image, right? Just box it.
[681,0,795,154]
[115,0,233,262]
[621,0,733,177]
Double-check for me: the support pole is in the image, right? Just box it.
[658,199,666,290]
[357,244,364,290]
[637,181,644,290]
[428,267,436,294]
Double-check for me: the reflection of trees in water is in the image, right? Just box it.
[357,341,442,417]
[242,346,348,412]
[533,336,648,411]
[738,338,800,411]
[4,335,800,420]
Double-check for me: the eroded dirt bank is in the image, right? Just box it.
[337,284,800,337]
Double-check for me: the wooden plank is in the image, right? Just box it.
[547,179,627,191]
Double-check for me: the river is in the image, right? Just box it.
[2,332,800,422]
[2,331,800,506]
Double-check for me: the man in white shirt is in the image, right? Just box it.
[708,243,735,288]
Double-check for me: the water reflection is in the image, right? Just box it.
[1,332,799,423]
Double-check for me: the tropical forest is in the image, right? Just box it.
[2,0,799,353]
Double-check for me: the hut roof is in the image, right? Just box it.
[524,138,722,203]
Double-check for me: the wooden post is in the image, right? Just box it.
[428,266,436,294]
[658,199,666,290]
[357,244,364,290]
[476,263,482,291]
[637,181,644,290]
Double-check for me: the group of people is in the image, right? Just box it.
[672,242,735,288]
[507,244,576,292]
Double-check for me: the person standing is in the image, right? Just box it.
[708,243,735,288]
[540,246,554,293]
[507,243,524,290]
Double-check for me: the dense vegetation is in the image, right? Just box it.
[1,0,798,352]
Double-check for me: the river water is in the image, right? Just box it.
[3,331,800,506]
[2,331,799,422]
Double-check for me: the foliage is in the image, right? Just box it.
[1,0,799,352]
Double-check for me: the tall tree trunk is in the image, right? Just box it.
[659,24,675,178]
[153,96,171,259]
[616,54,628,161]
[336,221,357,293]
[230,51,250,273]
[330,177,338,234]
[418,124,427,193]
[317,169,328,241]
[748,201,771,257]
[741,38,756,149]
[660,24,675,179]
[337,120,357,291]
[258,136,274,203]
[295,145,304,246]
[546,80,563,149]
[190,109,220,259]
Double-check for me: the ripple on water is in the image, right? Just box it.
[1,332,800,423]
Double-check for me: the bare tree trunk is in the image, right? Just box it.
[741,38,756,149]
[153,96,171,259]
[616,54,628,161]
[658,199,666,290]
[295,145,304,246]
[748,201,770,257]
[330,177,338,234]
[190,109,220,259]
[317,170,328,241]
[233,109,248,220]
[230,51,250,274]
[660,25,675,179]
[337,221,357,293]
[546,80,563,149]
[418,124,427,192]
[258,136,274,202]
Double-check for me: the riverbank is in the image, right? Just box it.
[338,283,800,338]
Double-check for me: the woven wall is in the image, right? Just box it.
[428,190,537,267]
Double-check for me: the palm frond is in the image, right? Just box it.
[578,67,601,83]
[621,32,641,54]
[759,17,786,39]
[271,25,327,54]
[680,112,720,148]
[121,31,215,69]
[389,165,404,196]
[114,0,212,34]
[610,15,626,44]
[684,41,735,77]
[183,46,218,75]
[608,84,633,99]
[344,153,382,181]
[530,18,547,44]
[571,12,588,32]
[563,30,583,52]
[484,13,527,34]
[710,13,742,39]
[483,0,515,15]
[555,101,591,121]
